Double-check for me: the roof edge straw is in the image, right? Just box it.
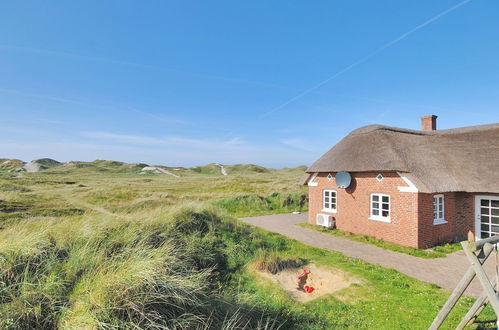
[468,236,499,252]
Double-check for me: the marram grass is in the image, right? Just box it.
[0,207,283,329]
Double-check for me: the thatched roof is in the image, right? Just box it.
[306,123,499,193]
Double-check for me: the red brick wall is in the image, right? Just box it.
[418,192,499,248]
[308,172,499,248]
[308,172,420,248]
[417,193,459,248]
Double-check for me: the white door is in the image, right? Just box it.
[475,196,499,240]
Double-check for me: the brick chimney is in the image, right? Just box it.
[421,115,437,131]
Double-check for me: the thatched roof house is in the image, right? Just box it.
[305,123,499,193]
[304,116,499,248]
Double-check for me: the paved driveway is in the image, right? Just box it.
[241,212,498,297]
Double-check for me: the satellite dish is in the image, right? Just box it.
[336,172,351,189]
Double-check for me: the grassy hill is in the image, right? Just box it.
[225,164,269,174]
[0,158,304,177]
[0,159,24,171]
[0,160,493,328]
[33,158,61,168]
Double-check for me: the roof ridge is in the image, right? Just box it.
[351,122,499,136]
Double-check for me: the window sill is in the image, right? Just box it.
[321,209,337,214]
[368,216,391,223]
[433,219,448,225]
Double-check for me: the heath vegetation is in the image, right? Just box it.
[0,160,494,329]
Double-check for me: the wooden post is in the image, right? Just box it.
[428,266,477,330]
[455,290,489,330]
[462,243,499,316]
[429,241,495,330]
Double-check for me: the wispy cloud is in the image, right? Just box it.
[0,87,189,126]
[280,138,315,152]
[82,131,244,149]
[0,44,291,91]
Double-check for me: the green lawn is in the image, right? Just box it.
[226,225,493,329]
[298,223,462,258]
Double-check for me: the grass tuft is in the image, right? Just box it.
[253,250,305,274]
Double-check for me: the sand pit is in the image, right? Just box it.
[256,263,362,302]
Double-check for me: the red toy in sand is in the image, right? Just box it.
[304,285,314,293]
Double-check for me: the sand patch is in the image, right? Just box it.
[256,263,362,302]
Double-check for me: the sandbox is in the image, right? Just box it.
[256,263,362,302]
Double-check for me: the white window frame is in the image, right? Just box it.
[369,193,391,223]
[322,189,337,213]
[433,194,447,225]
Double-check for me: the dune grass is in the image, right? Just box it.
[298,223,462,258]
[212,192,307,217]
[0,207,289,329]
[0,166,494,329]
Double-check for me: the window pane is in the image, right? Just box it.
[382,203,389,211]
[493,209,499,216]
[481,223,490,232]
[492,216,499,225]
[382,196,389,203]
[482,231,490,238]
[382,210,389,217]
[482,200,490,207]
[372,209,379,216]
[372,202,379,209]
[439,211,444,219]
[481,208,490,215]
[491,225,499,234]
[372,195,379,202]
[482,216,491,223]
[492,200,499,208]
[324,191,329,197]
[324,197,330,203]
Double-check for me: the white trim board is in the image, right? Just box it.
[307,172,318,186]
[397,172,418,192]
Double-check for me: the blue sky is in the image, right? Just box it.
[1,1,498,167]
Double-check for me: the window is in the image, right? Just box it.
[370,194,390,222]
[376,173,384,182]
[322,190,337,213]
[433,195,447,225]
